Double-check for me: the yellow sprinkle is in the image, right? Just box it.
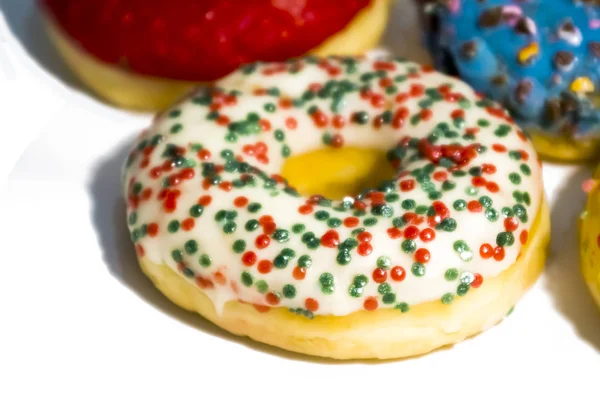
[518,42,539,64]
[570,76,595,93]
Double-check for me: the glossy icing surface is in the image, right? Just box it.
[40,0,371,81]
[425,0,600,139]
[123,55,543,317]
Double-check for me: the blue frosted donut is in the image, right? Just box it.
[423,0,600,147]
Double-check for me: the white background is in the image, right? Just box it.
[1,1,600,399]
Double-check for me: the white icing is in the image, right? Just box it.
[124,57,543,316]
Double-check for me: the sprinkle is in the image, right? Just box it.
[570,77,595,93]
[517,42,539,65]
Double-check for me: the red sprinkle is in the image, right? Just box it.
[305,298,319,312]
[415,248,431,263]
[480,243,493,259]
[147,223,159,237]
[266,292,280,305]
[357,242,373,256]
[181,218,195,231]
[390,266,406,282]
[255,234,271,249]
[420,228,435,242]
[357,232,372,243]
[293,267,307,280]
[467,200,483,213]
[321,230,340,248]
[363,297,379,311]
[344,217,359,228]
[234,196,249,207]
[471,273,483,288]
[242,251,257,266]
[504,217,519,232]
[258,260,273,274]
[372,268,387,283]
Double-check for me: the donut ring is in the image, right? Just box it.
[40,0,389,111]
[124,55,550,359]
[422,0,600,162]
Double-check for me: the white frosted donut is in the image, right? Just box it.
[124,55,549,359]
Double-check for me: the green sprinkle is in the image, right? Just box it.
[171,249,183,263]
[315,211,330,221]
[402,199,416,210]
[348,284,363,298]
[168,220,180,233]
[199,254,211,267]
[479,196,493,208]
[298,255,312,267]
[401,239,417,253]
[282,284,296,299]
[411,262,426,277]
[319,272,335,294]
[292,224,306,234]
[353,274,369,288]
[496,232,515,247]
[509,172,522,185]
[256,280,269,294]
[189,204,204,218]
[485,208,499,222]
[170,123,183,134]
[241,271,254,287]
[245,219,259,231]
[327,218,342,228]
[336,251,352,265]
[222,221,237,234]
[378,282,392,294]
[364,217,378,226]
[247,203,262,213]
[445,268,459,281]
[441,293,454,305]
[128,212,137,225]
[184,240,198,254]
[215,210,226,222]
[457,283,470,296]
[377,256,392,269]
[382,293,396,304]
[272,229,290,243]
[437,218,457,232]
[232,240,246,253]
[453,199,467,211]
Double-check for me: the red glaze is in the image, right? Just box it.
[41,0,372,81]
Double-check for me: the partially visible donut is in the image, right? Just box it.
[580,172,600,309]
[422,0,600,161]
[39,0,390,110]
[123,55,550,359]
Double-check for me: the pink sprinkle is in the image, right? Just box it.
[582,179,597,193]
[449,0,460,13]
[590,20,600,29]
[502,5,523,26]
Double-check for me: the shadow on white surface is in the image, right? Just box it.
[381,0,431,65]
[2,0,102,99]
[545,166,600,352]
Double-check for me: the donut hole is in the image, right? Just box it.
[281,147,396,200]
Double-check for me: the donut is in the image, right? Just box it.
[421,0,600,162]
[39,0,390,111]
[123,55,550,359]
[580,173,600,309]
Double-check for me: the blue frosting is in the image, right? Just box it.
[426,0,600,138]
